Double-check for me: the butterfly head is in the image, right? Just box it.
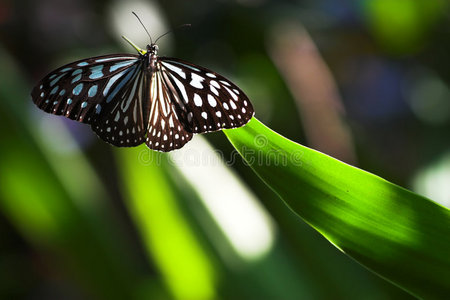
[147,44,159,55]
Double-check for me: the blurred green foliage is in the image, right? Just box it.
[362,0,447,54]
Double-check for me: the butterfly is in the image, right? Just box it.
[31,17,254,152]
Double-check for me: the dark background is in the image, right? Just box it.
[0,0,449,299]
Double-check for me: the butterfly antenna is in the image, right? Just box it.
[132,11,153,44]
[154,24,191,44]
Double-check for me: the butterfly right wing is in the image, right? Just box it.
[144,70,193,152]
[158,57,254,134]
[143,56,255,152]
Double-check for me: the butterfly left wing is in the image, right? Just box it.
[31,54,147,147]
[32,54,139,123]
[158,57,254,134]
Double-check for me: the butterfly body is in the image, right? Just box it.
[32,40,254,152]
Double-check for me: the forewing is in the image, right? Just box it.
[32,54,139,123]
[159,57,254,133]
[31,54,146,147]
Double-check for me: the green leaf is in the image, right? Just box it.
[224,118,450,299]
[115,147,218,300]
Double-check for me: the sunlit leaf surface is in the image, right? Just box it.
[225,118,450,299]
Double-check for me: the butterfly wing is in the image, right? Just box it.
[144,70,193,152]
[158,57,254,134]
[31,54,147,147]
[89,58,146,147]
[32,52,255,152]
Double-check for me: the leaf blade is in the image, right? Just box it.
[225,118,450,299]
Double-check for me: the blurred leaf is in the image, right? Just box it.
[362,0,448,54]
[116,146,217,300]
[224,118,450,299]
[0,47,145,300]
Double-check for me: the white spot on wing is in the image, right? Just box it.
[72,83,83,96]
[190,73,204,89]
[220,80,231,86]
[109,60,136,72]
[194,94,203,107]
[210,80,220,88]
[88,85,98,97]
[162,62,186,79]
[89,65,104,79]
[169,61,200,72]
[210,85,219,96]
[207,94,217,107]
[224,86,238,100]
[96,57,132,63]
